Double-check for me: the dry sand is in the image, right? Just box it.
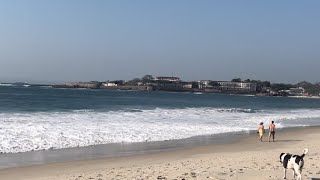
[0,126,319,180]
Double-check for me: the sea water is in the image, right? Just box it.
[1,85,320,153]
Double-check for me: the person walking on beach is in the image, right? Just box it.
[268,121,276,142]
[258,122,265,142]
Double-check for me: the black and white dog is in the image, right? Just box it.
[280,148,308,180]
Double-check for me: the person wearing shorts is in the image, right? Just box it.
[268,121,276,142]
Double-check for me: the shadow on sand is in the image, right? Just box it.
[273,140,303,142]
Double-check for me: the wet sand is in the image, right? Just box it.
[0,126,320,180]
[0,130,249,169]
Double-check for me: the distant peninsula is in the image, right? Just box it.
[50,75,320,97]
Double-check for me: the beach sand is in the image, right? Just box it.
[0,127,319,180]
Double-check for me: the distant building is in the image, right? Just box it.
[216,81,256,92]
[102,82,118,87]
[102,80,124,87]
[155,76,180,82]
[182,83,193,89]
[197,80,211,89]
[288,87,305,96]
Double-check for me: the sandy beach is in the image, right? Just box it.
[0,126,319,180]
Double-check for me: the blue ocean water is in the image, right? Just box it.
[1,85,320,153]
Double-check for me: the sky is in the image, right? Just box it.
[0,0,320,84]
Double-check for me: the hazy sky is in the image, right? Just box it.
[0,1,319,84]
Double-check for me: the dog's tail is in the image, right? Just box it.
[301,148,308,158]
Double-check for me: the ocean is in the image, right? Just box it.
[1,85,320,154]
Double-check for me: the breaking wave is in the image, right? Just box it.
[1,107,320,153]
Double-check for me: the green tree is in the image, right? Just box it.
[231,78,242,82]
[112,80,124,85]
[271,83,295,92]
[142,75,154,84]
[244,79,251,83]
[126,78,141,86]
[250,80,271,92]
[191,81,199,88]
[208,81,220,86]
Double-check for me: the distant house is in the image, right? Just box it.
[102,80,124,87]
[288,87,305,96]
[182,82,193,89]
[102,82,118,87]
[155,76,180,82]
[198,80,212,89]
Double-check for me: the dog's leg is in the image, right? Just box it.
[297,168,303,180]
[296,172,301,180]
[283,168,287,179]
[294,167,302,180]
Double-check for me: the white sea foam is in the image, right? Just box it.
[0,83,14,86]
[0,108,320,153]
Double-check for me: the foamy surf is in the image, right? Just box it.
[0,107,320,153]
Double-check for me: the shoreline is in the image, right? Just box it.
[0,126,317,168]
[0,126,312,169]
[1,126,320,179]
[0,129,251,169]
[288,95,320,99]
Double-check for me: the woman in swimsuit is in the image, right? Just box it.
[258,122,265,142]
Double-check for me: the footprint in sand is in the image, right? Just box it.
[218,172,227,176]
[157,175,167,180]
[190,172,197,178]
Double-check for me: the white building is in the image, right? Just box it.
[198,80,212,89]
[102,82,118,87]
[288,87,305,96]
[217,81,256,92]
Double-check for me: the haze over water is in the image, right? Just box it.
[1,1,320,83]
